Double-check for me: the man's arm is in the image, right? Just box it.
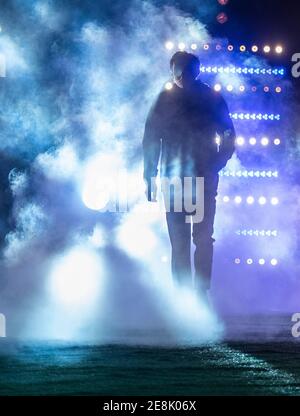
[213,94,236,172]
[142,95,163,200]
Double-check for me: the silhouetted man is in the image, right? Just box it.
[143,51,235,295]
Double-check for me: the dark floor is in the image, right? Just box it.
[0,315,299,396]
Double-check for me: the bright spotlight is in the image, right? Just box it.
[263,45,271,53]
[227,45,234,51]
[247,258,253,265]
[274,138,281,145]
[270,258,278,266]
[178,42,186,51]
[214,83,222,92]
[240,45,246,52]
[223,196,230,203]
[227,84,233,92]
[249,137,257,145]
[165,41,174,50]
[234,196,242,204]
[258,196,267,205]
[191,43,198,50]
[234,258,241,264]
[275,87,282,93]
[251,45,258,52]
[264,86,270,93]
[203,44,209,50]
[246,196,254,205]
[49,246,101,307]
[259,259,266,265]
[165,82,173,91]
[239,85,245,92]
[236,136,245,146]
[275,45,283,54]
[271,197,279,205]
[261,137,269,146]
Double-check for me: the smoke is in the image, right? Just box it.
[0,0,299,343]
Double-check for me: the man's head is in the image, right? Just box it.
[170,51,200,89]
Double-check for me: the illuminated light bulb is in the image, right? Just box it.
[240,45,246,52]
[239,85,245,92]
[258,196,267,205]
[214,83,222,92]
[203,44,210,50]
[223,196,230,203]
[216,44,222,51]
[259,259,266,265]
[191,43,197,50]
[271,197,279,205]
[236,136,245,146]
[234,258,241,264]
[178,42,186,51]
[249,137,257,145]
[252,45,258,52]
[275,45,283,54]
[215,135,221,145]
[165,82,173,91]
[264,86,270,93]
[275,86,282,93]
[165,41,174,50]
[227,45,234,51]
[246,196,254,205]
[227,84,233,92]
[251,86,257,92]
[234,196,242,204]
[247,258,253,265]
[263,45,271,53]
[274,138,281,145]
[270,258,278,266]
[261,137,269,146]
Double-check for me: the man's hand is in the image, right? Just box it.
[144,177,158,202]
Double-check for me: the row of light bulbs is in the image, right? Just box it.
[221,196,279,205]
[235,136,281,146]
[214,84,282,93]
[165,41,284,54]
[234,258,279,266]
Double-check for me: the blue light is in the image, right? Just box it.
[199,65,285,76]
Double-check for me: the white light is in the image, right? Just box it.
[249,137,257,145]
[236,136,245,146]
[49,247,101,307]
[252,45,258,52]
[271,197,279,205]
[223,196,230,203]
[247,258,253,265]
[261,137,269,146]
[264,45,271,53]
[234,196,242,204]
[275,45,283,54]
[215,135,221,145]
[274,138,281,145]
[239,85,245,92]
[246,196,254,205]
[178,42,186,51]
[165,41,174,50]
[235,258,241,264]
[165,82,173,90]
[258,196,267,205]
[214,83,222,92]
[270,258,278,266]
[259,259,266,265]
[191,43,198,50]
[227,84,233,92]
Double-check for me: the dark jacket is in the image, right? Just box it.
[143,80,235,182]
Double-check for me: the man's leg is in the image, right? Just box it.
[192,178,218,292]
[166,211,192,287]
